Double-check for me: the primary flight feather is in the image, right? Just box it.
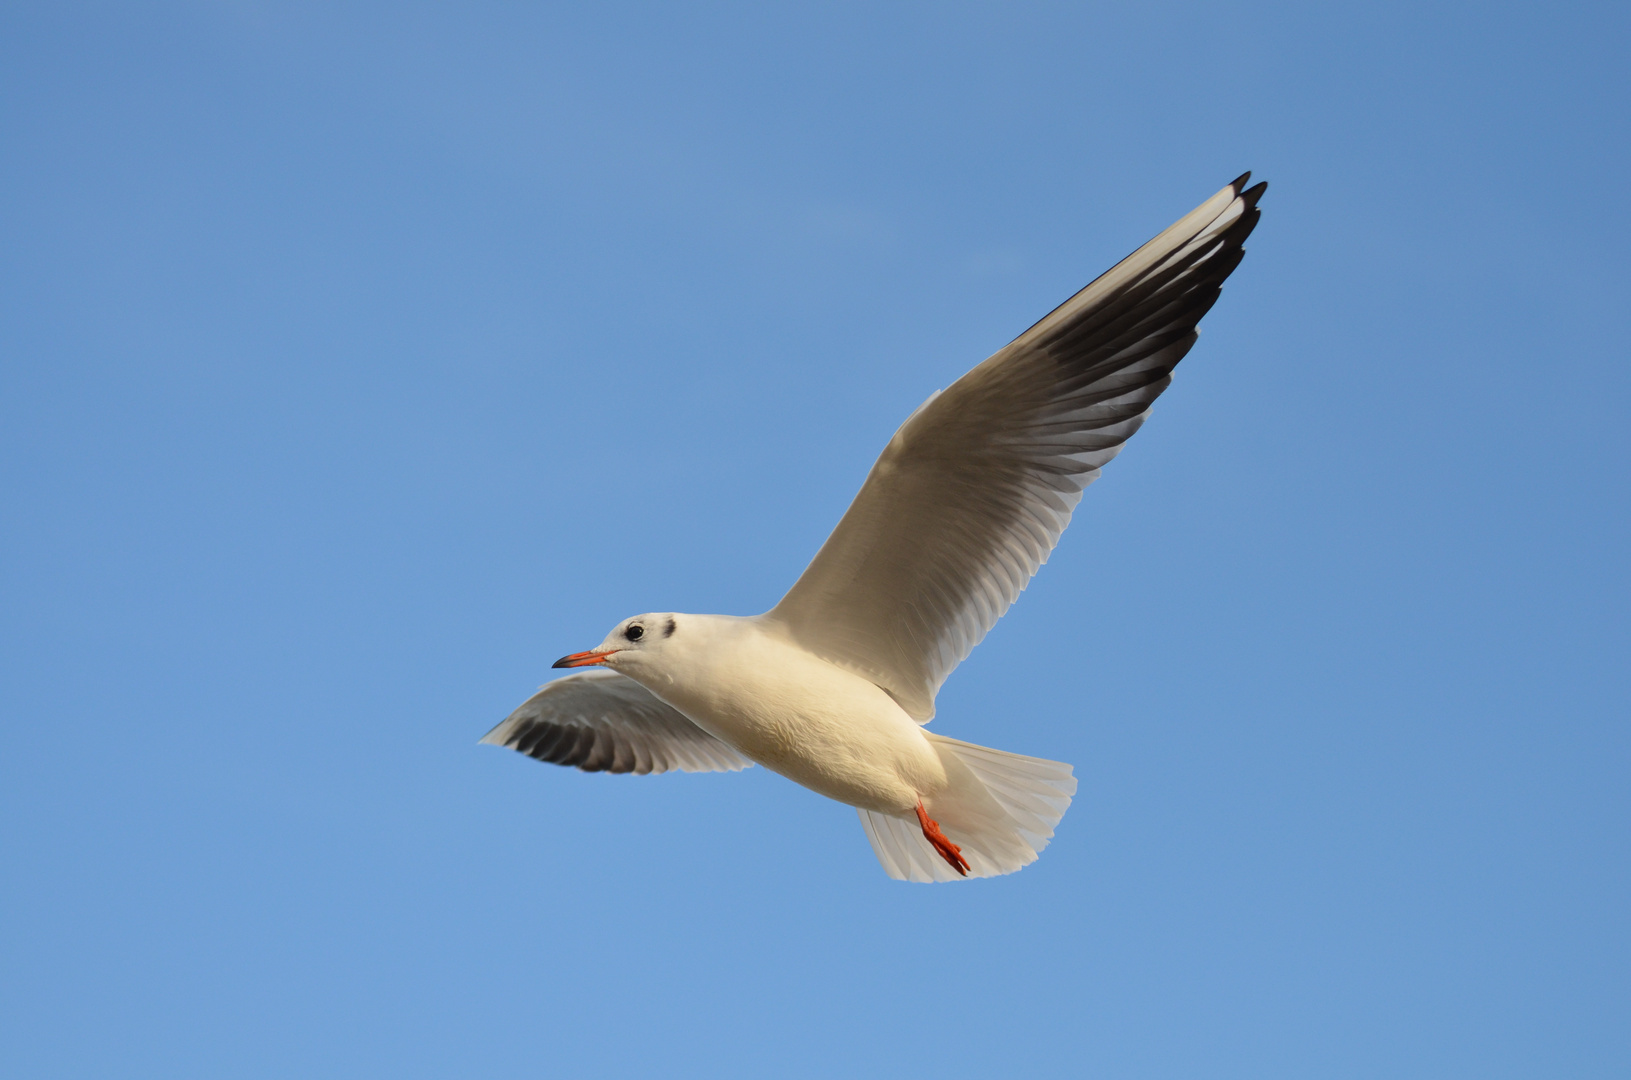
[483,175,1266,882]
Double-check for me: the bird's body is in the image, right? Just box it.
[483,174,1267,882]
[629,615,942,815]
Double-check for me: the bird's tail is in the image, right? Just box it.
[857,733,1076,882]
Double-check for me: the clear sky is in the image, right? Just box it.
[2,3,1627,1077]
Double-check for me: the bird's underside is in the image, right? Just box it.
[482,174,1266,881]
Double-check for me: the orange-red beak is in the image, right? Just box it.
[552,648,619,669]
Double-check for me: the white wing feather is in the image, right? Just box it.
[766,176,1265,720]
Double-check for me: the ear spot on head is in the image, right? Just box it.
[664,618,677,638]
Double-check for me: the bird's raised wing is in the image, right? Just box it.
[766,175,1265,721]
[481,668,753,774]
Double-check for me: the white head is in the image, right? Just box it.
[552,613,684,677]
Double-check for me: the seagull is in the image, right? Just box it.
[483,174,1266,882]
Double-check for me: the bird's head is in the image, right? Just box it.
[552,613,682,675]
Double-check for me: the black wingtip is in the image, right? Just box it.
[1231,171,1252,191]
[1241,180,1268,209]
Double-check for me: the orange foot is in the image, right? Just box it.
[916,801,970,876]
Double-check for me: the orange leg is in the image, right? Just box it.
[916,802,970,876]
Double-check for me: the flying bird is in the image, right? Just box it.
[483,175,1266,882]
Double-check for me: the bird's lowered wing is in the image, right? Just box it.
[481,668,752,774]
[766,175,1266,721]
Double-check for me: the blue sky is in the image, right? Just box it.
[2,2,1627,1077]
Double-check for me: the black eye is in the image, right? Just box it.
[624,624,644,641]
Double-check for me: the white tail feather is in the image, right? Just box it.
[858,733,1076,883]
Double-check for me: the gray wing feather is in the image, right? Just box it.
[766,176,1266,720]
[480,668,752,775]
